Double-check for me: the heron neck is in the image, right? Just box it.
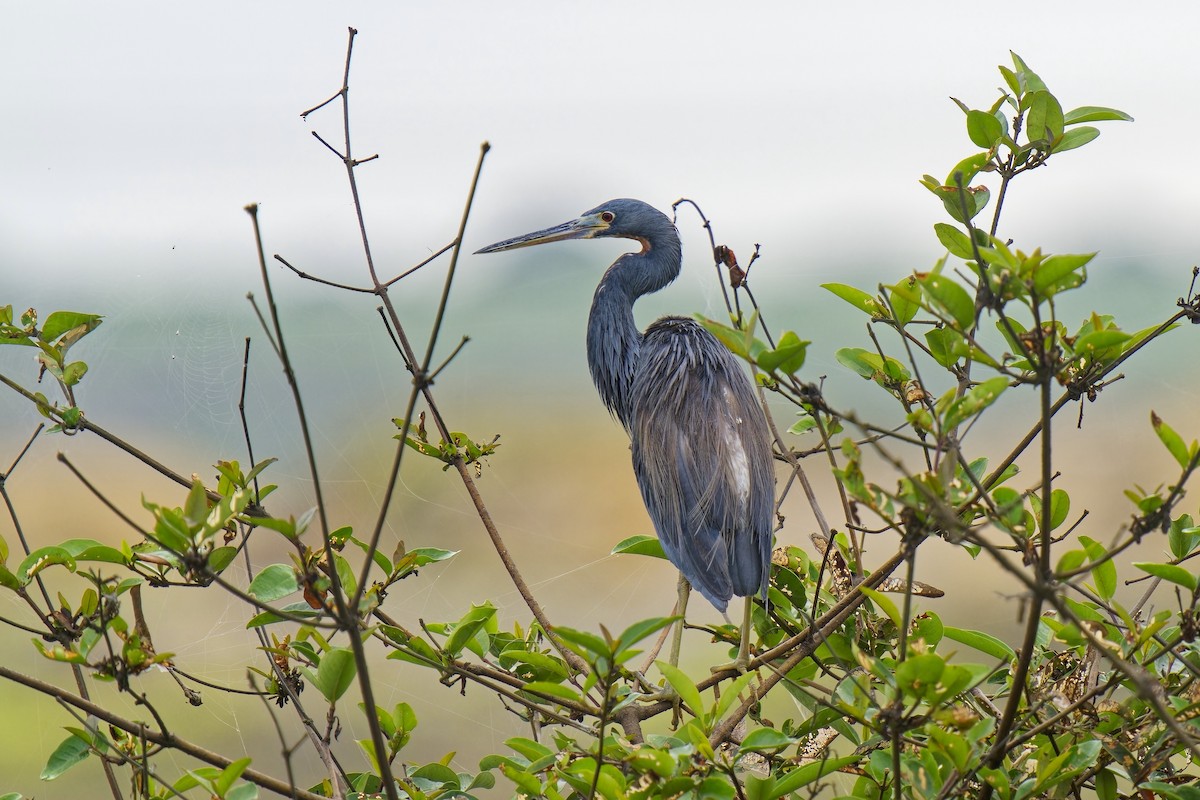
[585,239,682,429]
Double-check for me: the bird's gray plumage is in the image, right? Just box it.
[477,198,774,612]
[631,316,774,609]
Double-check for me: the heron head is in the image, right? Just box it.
[475,199,671,254]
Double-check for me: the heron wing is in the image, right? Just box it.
[630,317,775,611]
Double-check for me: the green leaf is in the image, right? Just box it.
[18,546,76,583]
[1078,536,1117,601]
[925,327,967,368]
[1011,53,1043,85]
[40,732,91,779]
[1063,105,1133,124]
[520,681,582,704]
[738,728,797,753]
[34,640,89,664]
[1054,126,1100,153]
[499,648,568,682]
[1137,781,1200,800]
[859,586,900,628]
[942,626,1016,661]
[996,317,1028,356]
[1049,488,1071,531]
[498,763,543,796]
[998,64,1021,96]
[1133,562,1198,593]
[695,776,735,800]
[391,546,458,579]
[249,515,296,538]
[444,602,497,658]
[564,758,626,800]
[393,701,417,737]
[553,626,610,660]
[821,283,884,317]
[834,348,909,388]
[933,181,990,224]
[466,771,495,792]
[385,634,441,667]
[890,275,922,307]
[934,223,975,260]
[896,653,946,699]
[61,361,88,386]
[1169,515,1199,560]
[1030,488,1072,535]
[762,756,862,798]
[611,534,666,559]
[756,330,809,375]
[1036,739,1101,792]
[920,274,975,331]
[248,564,299,602]
[333,552,357,601]
[1121,321,1178,355]
[214,757,252,796]
[936,663,983,700]
[1095,768,1118,800]
[944,376,1009,430]
[245,601,320,629]
[885,281,921,325]
[40,311,103,345]
[835,347,877,380]
[695,315,768,363]
[656,661,705,722]
[57,538,129,565]
[410,762,461,789]
[182,479,209,527]
[309,647,357,702]
[1072,329,1130,357]
[712,671,759,724]
[615,617,677,655]
[1025,90,1064,142]
[505,736,554,762]
[966,109,1004,148]
[293,507,317,538]
[1151,411,1194,470]
[0,564,20,591]
[628,746,676,778]
[245,457,277,483]
[227,783,258,800]
[207,546,238,573]
[1032,253,1094,296]
[911,612,944,648]
[943,152,991,189]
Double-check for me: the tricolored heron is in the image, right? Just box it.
[476,199,775,670]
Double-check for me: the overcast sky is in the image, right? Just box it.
[6,3,1200,297]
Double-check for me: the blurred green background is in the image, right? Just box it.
[3,2,1199,796]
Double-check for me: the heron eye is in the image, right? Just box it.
[600,211,616,223]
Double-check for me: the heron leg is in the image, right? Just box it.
[712,597,754,675]
[667,573,691,668]
[735,596,753,672]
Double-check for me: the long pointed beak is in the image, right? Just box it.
[474,212,610,254]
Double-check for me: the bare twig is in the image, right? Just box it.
[274,254,374,293]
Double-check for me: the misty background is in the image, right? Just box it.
[2,3,1199,796]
